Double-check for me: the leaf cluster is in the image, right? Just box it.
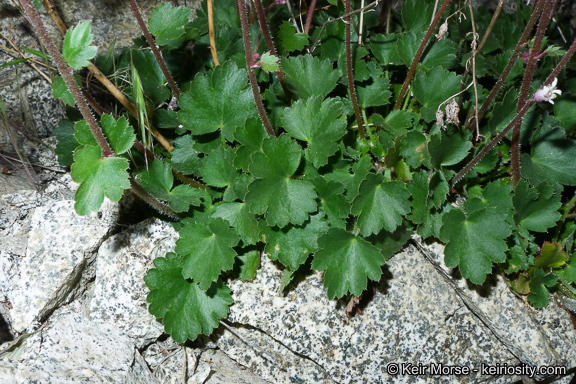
[49,0,576,342]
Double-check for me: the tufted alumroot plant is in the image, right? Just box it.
[13,0,576,342]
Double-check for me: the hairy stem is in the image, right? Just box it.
[304,0,317,34]
[464,0,545,130]
[252,0,291,98]
[453,34,576,188]
[511,0,556,186]
[20,0,113,157]
[451,100,535,187]
[128,0,181,100]
[345,0,364,139]
[38,0,175,152]
[129,178,183,220]
[394,0,452,110]
[236,0,275,137]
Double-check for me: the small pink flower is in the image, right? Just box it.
[534,78,562,105]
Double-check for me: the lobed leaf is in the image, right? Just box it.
[262,212,329,271]
[145,252,232,343]
[527,269,558,309]
[281,96,346,168]
[312,228,386,299]
[70,145,130,215]
[178,61,257,141]
[62,21,97,70]
[513,180,561,233]
[176,218,240,289]
[281,55,339,100]
[440,208,511,284]
[149,2,191,46]
[246,135,317,227]
[135,159,205,213]
[352,174,411,236]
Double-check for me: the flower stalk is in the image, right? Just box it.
[19,0,114,157]
[236,0,275,137]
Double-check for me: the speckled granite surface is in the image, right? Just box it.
[220,242,576,383]
[90,218,178,349]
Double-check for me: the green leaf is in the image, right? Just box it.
[397,33,420,68]
[54,119,78,166]
[439,208,512,284]
[135,159,204,213]
[369,33,402,66]
[149,2,191,46]
[170,135,202,175]
[412,66,462,123]
[200,146,241,200]
[62,21,98,70]
[428,171,449,209]
[465,181,514,224]
[259,52,279,73]
[357,76,392,109]
[534,242,568,270]
[382,110,415,135]
[52,76,81,106]
[400,131,429,168]
[129,49,171,105]
[527,269,558,309]
[70,145,130,215]
[402,0,432,33]
[346,155,372,202]
[407,170,428,224]
[145,252,232,343]
[210,202,260,245]
[312,228,386,299]
[246,135,317,227]
[234,249,260,281]
[262,212,329,271]
[281,96,346,168]
[513,180,561,233]
[522,124,576,186]
[178,61,257,141]
[554,93,576,131]
[429,130,471,169]
[278,21,309,52]
[422,39,458,69]
[309,177,350,229]
[100,114,135,155]
[557,254,576,284]
[176,218,240,289]
[351,174,411,236]
[281,55,339,100]
[233,118,267,172]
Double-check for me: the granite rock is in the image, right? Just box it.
[0,311,154,384]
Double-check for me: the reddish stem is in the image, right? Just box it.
[236,0,275,137]
[394,0,452,110]
[19,0,113,157]
[511,0,556,186]
[345,0,364,139]
[128,0,181,100]
[465,0,545,130]
[304,0,317,34]
[252,0,291,99]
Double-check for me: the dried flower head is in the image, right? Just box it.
[534,78,562,105]
[445,99,460,126]
[436,108,446,129]
[436,21,448,40]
